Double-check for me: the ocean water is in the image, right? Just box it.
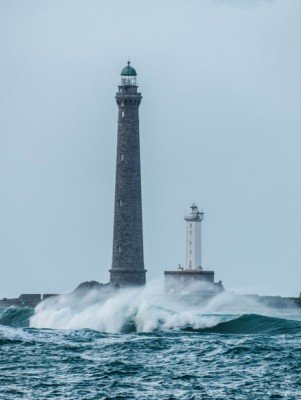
[1,284,301,400]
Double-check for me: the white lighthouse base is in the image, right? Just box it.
[164,269,224,298]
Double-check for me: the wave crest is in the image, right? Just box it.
[0,306,33,328]
[28,281,301,334]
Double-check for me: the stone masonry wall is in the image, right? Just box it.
[110,85,146,286]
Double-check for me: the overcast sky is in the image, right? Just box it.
[0,0,300,297]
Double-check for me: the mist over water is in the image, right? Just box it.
[29,280,301,334]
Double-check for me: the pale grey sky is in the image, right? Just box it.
[0,0,300,297]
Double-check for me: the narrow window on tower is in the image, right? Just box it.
[121,111,125,118]
[119,199,123,207]
[120,153,124,161]
[118,246,122,253]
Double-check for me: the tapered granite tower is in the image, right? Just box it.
[109,62,146,287]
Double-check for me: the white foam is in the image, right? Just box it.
[30,279,301,333]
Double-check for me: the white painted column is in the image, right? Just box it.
[185,204,204,269]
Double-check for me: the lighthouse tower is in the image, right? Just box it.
[164,204,224,294]
[185,204,204,269]
[109,62,146,287]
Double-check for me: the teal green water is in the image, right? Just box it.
[0,307,301,399]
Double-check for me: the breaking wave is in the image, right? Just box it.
[27,280,301,334]
[2,282,301,335]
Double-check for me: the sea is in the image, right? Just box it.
[0,283,301,400]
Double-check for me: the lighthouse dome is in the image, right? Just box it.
[121,61,137,76]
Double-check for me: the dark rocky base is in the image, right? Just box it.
[73,281,108,292]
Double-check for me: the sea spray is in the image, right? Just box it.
[29,280,301,333]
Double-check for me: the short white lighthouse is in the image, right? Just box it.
[185,204,204,270]
[164,204,223,295]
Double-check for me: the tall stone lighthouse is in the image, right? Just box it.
[109,62,146,287]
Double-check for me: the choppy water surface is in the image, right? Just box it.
[0,285,301,399]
